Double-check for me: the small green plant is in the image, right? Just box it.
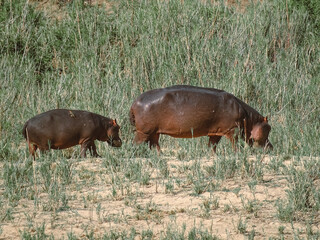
[140,171,151,186]
[165,179,174,194]
[188,226,218,240]
[96,203,102,222]
[20,223,53,240]
[158,160,169,178]
[213,154,238,180]
[141,229,153,240]
[305,221,320,239]
[191,179,208,195]
[248,228,256,240]
[267,156,285,173]
[85,228,95,240]
[241,154,265,180]
[59,193,69,211]
[248,180,258,197]
[2,207,14,221]
[56,159,73,185]
[160,223,186,239]
[276,200,295,222]
[223,204,232,213]
[124,160,143,181]
[241,197,260,216]
[278,225,285,235]
[200,197,219,218]
[286,168,314,211]
[237,217,247,234]
[67,232,78,240]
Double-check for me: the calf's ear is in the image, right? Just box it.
[108,119,119,127]
[263,116,268,122]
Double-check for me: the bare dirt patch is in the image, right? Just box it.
[29,0,113,20]
[1,155,319,239]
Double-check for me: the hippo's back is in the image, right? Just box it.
[25,109,98,133]
[23,109,103,149]
[135,85,225,104]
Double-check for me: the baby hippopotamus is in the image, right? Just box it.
[22,109,122,159]
[130,85,273,152]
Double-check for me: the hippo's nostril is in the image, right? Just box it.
[112,139,122,147]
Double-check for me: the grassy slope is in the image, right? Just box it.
[0,0,319,157]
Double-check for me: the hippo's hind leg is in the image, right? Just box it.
[134,131,160,152]
[133,131,149,144]
[208,136,222,152]
[28,142,38,160]
[148,133,160,152]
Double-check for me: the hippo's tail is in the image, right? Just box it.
[22,122,28,140]
[129,108,136,127]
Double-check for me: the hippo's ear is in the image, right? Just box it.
[112,119,118,126]
[263,116,268,122]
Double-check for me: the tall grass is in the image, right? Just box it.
[0,0,319,157]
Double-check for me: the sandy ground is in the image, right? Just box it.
[29,0,114,20]
[0,154,319,239]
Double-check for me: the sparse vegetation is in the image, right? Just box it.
[0,0,319,238]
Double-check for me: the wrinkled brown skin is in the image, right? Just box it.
[22,109,122,159]
[129,85,273,152]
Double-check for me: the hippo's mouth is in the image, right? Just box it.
[253,139,273,151]
[264,140,273,151]
[110,139,122,147]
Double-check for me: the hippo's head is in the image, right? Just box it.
[105,119,122,147]
[250,117,273,150]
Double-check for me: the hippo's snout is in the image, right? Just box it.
[111,139,122,147]
[253,139,273,151]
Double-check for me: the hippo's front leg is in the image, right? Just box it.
[89,142,101,157]
[208,135,222,152]
[225,129,239,151]
[80,141,91,158]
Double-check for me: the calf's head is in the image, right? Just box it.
[102,119,122,147]
[251,117,273,150]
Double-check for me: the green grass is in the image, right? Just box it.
[0,0,319,238]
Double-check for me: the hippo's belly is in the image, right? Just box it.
[155,107,227,138]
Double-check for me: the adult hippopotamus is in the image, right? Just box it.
[22,109,122,159]
[129,85,273,152]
